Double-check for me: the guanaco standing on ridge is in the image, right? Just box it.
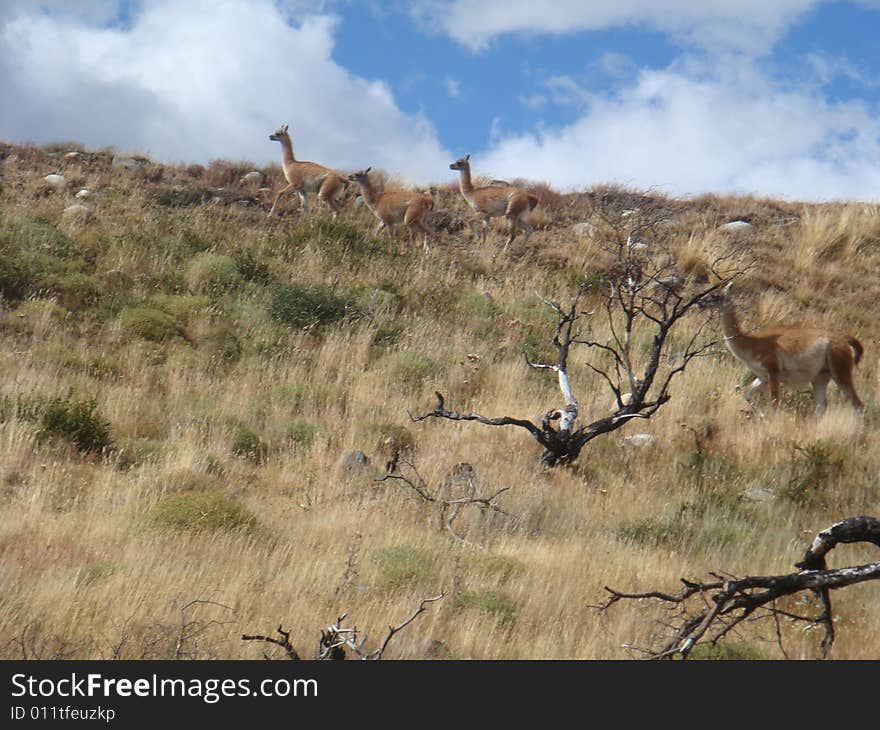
[347,167,435,252]
[449,153,539,249]
[705,281,863,416]
[267,124,348,217]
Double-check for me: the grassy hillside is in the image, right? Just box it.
[1,141,878,659]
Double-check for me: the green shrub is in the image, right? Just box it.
[150,294,211,318]
[369,422,415,454]
[372,545,437,589]
[186,253,241,295]
[781,441,845,507]
[114,437,166,469]
[120,307,181,341]
[458,292,502,320]
[35,271,102,308]
[0,255,32,300]
[151,490,255,532]
[380,350,440,391]
[230,425,270,463]
[286,420,319,450]
[17,217,77,258]
[39,395,113,454]
[269,282,356,330]
[456,590,519,628]
[232,248,273,284]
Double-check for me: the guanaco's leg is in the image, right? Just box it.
[811,372,831,416]
[828,344,864,410]
[269,183,296,217]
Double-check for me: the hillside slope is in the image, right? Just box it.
[1,141,878,659]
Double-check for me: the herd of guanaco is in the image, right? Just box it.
[268,123,865,417]
[268,124,537,252]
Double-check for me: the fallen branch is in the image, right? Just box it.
[597,516,880,659]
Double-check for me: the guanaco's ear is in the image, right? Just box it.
[282,124,288,133]
[723,281,733,297]
[365,166,372,174]
[464,153,470,161]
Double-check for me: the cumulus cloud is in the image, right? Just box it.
[0,0,450,182]
[414,0,824,54]
[478,62,880,200]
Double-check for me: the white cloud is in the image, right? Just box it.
[443,75,462,99]
[414,0,825,55]
[478,61,880,201]
[0,0,450,183]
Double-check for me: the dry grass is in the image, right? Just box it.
[0,140,878,660]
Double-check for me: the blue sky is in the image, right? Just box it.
[1,1,879,199]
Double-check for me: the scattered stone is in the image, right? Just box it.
[44,173,66,188]
[240,171,264,187]
[742,487,776,502]
[719,220,753,233]
[653,275,684,291]
[338,450,370,479]
[63,151,82,161]
[610,393,634,412]
[61,203,94,224]
[622,433,655,447]
[573,222,595,237]
[112,153,149,171]
[75,188,91,200]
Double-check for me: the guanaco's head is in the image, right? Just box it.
[698,281,734,311]
[269,124,289,142]
[347,166,372,186]
[449,153,470,172]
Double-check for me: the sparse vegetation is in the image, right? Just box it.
[0,140,877,660]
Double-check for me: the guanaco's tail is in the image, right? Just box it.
[848,336,864,365]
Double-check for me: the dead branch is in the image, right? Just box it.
[374,458,515,547]
[241,626,302,660]
[243,592,445,660]
[597,516,880,659]
[410,208,751,467]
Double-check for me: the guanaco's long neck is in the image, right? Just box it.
[720,301,745,346]
[279,134,296,166]
[356,178,378,211]
[456,164,475,197]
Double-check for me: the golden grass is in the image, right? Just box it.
[0,141,878,660]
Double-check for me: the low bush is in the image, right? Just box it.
[120,307,181,342]
[269,282,356,330]
[186,253,241,295]
[230,425,270,464]
[371,545,437,589]
[39,395,113,454]
[151,490,256,532]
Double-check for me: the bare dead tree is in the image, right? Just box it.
[410,204,751,466]
[374,458,516,547]
[596,516,880,659]
[242,592,444,660]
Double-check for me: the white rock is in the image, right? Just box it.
[44,173,66,187]
[573,222,595,237]
[622,433,655,447]
[112,153,148,171]
[240,171,263,186]
[63,151,82,160]
[611,393,634,412]
[61,204,94,223]
[75,188,91,199]
[719,220,753,233]
[742,487,775,502]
